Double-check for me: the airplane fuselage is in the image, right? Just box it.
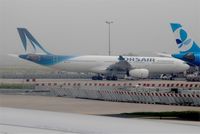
[19,54,189,75]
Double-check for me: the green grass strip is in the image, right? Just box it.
[0,83,34,89]
[120,111,200,121]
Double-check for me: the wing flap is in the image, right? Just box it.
[106,56,132,72]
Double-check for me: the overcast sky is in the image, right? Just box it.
[1,0,200,65]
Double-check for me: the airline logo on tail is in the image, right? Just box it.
[17,28,74,66]
[170,23,200,53]
[17,28,52,55]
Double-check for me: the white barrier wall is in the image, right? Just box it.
[35,81,200,106]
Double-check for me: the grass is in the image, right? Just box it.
[0,83,35,89]
[113,111,200,121]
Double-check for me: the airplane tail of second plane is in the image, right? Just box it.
[170,23,200,53]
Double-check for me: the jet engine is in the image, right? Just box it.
[129,69,149,78]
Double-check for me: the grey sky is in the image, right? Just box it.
[1,0,200,64]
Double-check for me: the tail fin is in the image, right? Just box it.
[17,28,52,55]
[170,23,200,53]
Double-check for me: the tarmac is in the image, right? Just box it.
[1,78,200,126]
[1,79,200,113]
[1,94,200,115]
[1,78,200,85]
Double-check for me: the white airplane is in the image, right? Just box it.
[1,107,200,134]
[16,28,189,80]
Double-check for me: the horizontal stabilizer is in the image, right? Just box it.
[157,53,172,57]
[8,54,19,58]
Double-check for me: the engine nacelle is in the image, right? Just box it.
[129,69,149,78]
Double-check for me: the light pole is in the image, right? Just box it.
[105,21,113,56]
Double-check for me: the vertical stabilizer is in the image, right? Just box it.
[17,28,52,55]
[170,23,200,53]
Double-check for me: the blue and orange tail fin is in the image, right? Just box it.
[17,28,52,55]
[170,23,200,53]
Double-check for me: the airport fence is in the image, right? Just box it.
[34,81,200,106]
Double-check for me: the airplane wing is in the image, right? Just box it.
[106,55,132,72]
[0,107,200,134]
[91,56,132,75]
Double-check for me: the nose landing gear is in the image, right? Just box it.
[91,75,118,81]
[92,75,103,80]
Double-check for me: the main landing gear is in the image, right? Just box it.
[105,76,118,81]
[92,75,103,80]
[91,75,118,81]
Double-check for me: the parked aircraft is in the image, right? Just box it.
[16,28,189,80]
[170,23,200,66]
